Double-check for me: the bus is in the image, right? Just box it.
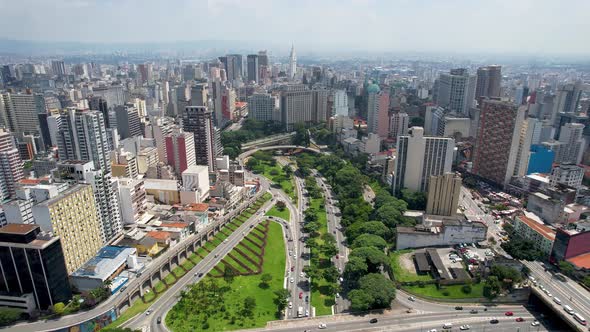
[573,313,587,325]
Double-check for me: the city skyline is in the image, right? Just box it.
[1,0,590,56]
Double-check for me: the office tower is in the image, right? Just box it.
[426,172,462,217]
[190,83,208,107]
[288,44,297,80]
[128,97,147,118]
[31,184,103,274]
[554,81,583,114]
[49,109,122,242]
[117,177,147,224]
[513,118,535,178]
[0,129,24,201]
[248,93,276,121]
[219,54,242,82]
[183,65,196,81]
[389,111,409,142]
[280,85,328,130]
[91,85,126,108]
[333,90,349,116]
[434,68,476,116]
[165,129,196,176]
[51,60,66,76]
[556,123,585,164]
[366,84,390,137]
[550,164,584,189]
[247,54,259,83]
[393,127,455,193]
[312,89,330,123]
[472,99,527,186]
[258,50,269,83]
[114,104,141,139]
[145,116,176,163]
[182,106,221,171]
[0,91,46,139]
[0,224,72,310]
[475,65,502,99]
[221,86,237,123]
[88,97,109,127]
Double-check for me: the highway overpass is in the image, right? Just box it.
[241,132,296,150]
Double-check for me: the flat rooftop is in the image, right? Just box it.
[71,246,136,280]
[568,252,590,269]
[516,215,556,241]
[0,224,38,235]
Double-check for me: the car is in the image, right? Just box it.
[460,325,470,330]
[335,254,339,259]
[490,318,499,324]
[145,309,152,315]
[408,296,416,302]
[291,266,295,272]
[339,277,344,282]
[305,309,309,317]
[505,311,514,316]
[290,277,294,283]
[370,318,378,324]
[299,292,303,299]
[470,309,478,314]
[157,317,162,324]
[406,308,413,313]
[288,302,293,309]
[428,329,438,332]
[318,323,327,329]
[305,295,309,302]
[531,321,540,326]
[516,317,525,322]
[455,306,463,310]
[335,293,340,298]
[300,272,305,278]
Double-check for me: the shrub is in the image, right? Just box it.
[442,291,450,296]
[461,285,472,294]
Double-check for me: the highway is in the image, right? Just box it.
[291,172,312,318]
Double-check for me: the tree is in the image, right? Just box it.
[260,273,273,288]
[559,261,576,277]
[53,302,66,315]
[583,276,590,288]
[224,265,239,283]
[274,288,291,312]
[483,276,502,299]
[357,273,396,309]
[349,289,373,311]
[303,265,322,281]
[410,116,424,127]
[322,242,339,257]
[501,236,544,261]
[323,266,340,283]
[350,246,389,272]
[343,256,369,287]
[351,234,388,250]
[282,164,293,176]
[303,220,320,235]
[488,236,497,245]
[276,200,286,211]
[246,157,259,169]
[243,296,256,317]
[375,205,403,228]
[293,123,310,147]
[490,265,522,287]
[346,221,391,243]
[400,189,427,210]
[0,308,22,326]
[304,209,319,223]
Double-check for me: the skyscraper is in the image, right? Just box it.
[426,172,462,217]
[434,68,476,116]
[288,44,297,80]
[165,129,196,176]
[49,109,122,242]
[114,104,141,139]
[472,99,527,186]
[475,65,502,99]
[247,54,259,83]
[190,83,208,107]
[182,106,221,171]
[248,93,277,122]
[556,123,585,164]
[389,111,409,143]
[393,127,455,193]
[280,85,328,130]
[366,84,390,137]
[554,81,583,115]
[51,60,66,76]
[0,91,46,140]
[333,90,349,116]
[0,129,24,201]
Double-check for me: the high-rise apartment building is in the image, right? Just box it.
[393,127,455,193]
[117,177,147,225]
[165,129,196,176]
[556,123,585,164]
[0,91,46,140]
[219,54,242,82]
[426,172,462,217]
[333,90,349,116]
[248,93,276,122]
[0,224,72,311]
[51,60,66,76]
[472,99,527,186]
[0,129,24,201]
[247,54,259,83]
[280,85,328,130]
[31,184,103,274]
[145,116,176,163]
[190,83,208,107]
[550,164,584,189]
[366,84,390,137]
[389,111,409,143]
[434,68,476,116]
[554,81,583,114]
[182,106,221,171]
[475,65,502,99]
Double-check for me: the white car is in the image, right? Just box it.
[428,329,438,332]
[300,272,305,278]
[460,325,470,330]
[305,309,309,317]
[288,302,293,309]
[290,277,294,283]
[408,296,416,301]
[318,323,327,329]
[531,321,540,326]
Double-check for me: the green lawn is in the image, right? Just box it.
[308,195,333,316]
[257,161,297,202]
[265,204,290,221]
[390,250,434,283]
[404,283,485,299]
[166,221,286,331]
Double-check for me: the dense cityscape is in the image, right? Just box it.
[0,1,589,332]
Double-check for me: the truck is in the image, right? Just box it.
[297,306,304,318]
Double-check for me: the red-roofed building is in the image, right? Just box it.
[514,215,556,257]
[146,230,172,246]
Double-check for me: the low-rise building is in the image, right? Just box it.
[144,179,180,205]
[70,246,136,292]
[396,214,487,250]
[513,215,556,257]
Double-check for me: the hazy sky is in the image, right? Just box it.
[1,0,589,55]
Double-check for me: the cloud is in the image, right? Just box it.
[0,0,588,55]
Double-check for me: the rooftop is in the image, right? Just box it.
[567,252,590,269]
[71,246,136,280]
[146,230,172,241]
[516,215,556,241]
[183,203,209,212]
[0,224,38,235]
